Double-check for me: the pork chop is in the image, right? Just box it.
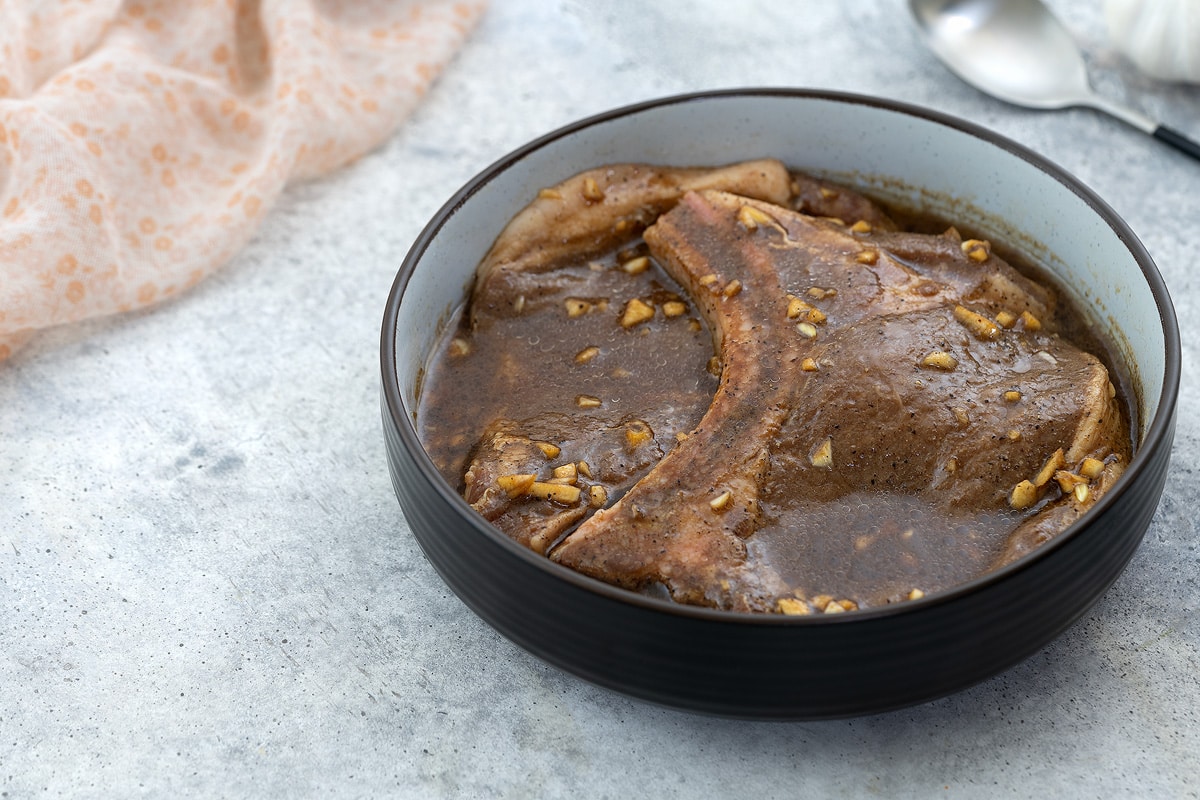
[549,190,1126,611]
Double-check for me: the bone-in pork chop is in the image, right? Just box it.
[550,191,1125,611]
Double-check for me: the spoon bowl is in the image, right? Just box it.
[910,0,1092,109]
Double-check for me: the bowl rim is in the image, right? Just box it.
[380,87,1181,626]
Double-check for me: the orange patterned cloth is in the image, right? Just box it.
[0,0,486,361]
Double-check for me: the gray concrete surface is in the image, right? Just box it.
[3,1,1198,796]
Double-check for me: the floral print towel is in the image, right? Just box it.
[0,0,486,360]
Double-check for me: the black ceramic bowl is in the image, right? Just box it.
[380,90,1180,719]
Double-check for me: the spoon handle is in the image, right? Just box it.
[1152,124,1200,163]
[1084,95,1200,163]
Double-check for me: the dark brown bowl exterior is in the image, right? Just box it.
[382,405,1173,718]
[380,90,1181,719]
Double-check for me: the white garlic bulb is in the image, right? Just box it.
[1105,0,1200,82]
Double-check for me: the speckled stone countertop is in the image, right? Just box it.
[4,1,1198,796]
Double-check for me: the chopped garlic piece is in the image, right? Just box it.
[534,441,561,459]
[709,490,733,512]
[621,256,650,275]
[921,351,958,371]
[662,300,687,318]
[588,485,608,508]
[961,238,991,262]
[953,304,1001,341]
[620,298,655,328]
[1033,448,1066,488]
[777,598,810,616]
[1053,469,1086,494]
[810,437,833,469]
[1010,479,1038,510]
[625,420,653,448]
[496,473,536,497]
[551,463,578,484]
[582,177,605,202]
[528,481,582,504]
[574,346,600,364]
[565,298,592,317]
[787,296,809,319]
[737,204,775,230]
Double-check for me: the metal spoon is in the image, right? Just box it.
[909,0,1200,162]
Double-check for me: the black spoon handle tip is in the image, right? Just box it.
[1153,124,1200,163]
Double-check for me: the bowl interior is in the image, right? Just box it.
[391,91,1169,466]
